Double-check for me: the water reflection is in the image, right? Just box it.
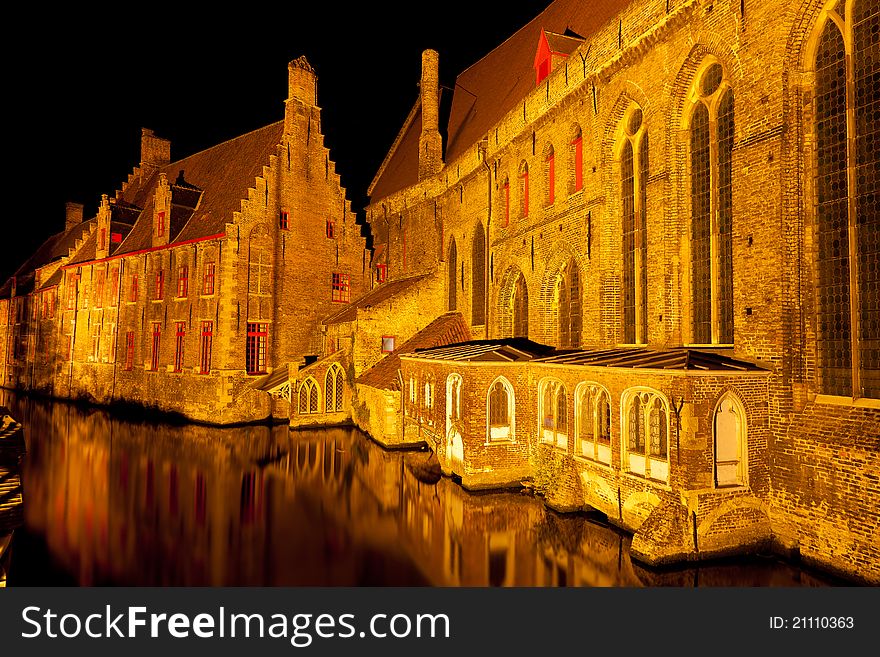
[1,392,837,586]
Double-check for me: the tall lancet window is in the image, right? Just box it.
[513,273,529,338]
[622,107,649,344]
[690,62,734,345]
[472,223,486,325]
[557,259,582,348]
[814,0,879,399]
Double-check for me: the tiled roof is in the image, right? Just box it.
[369,0,629,202]
[408,338,557,362]
[323,273,432,325]
[250,363,289,392]
[39,268,63,290]
[534,348,770,371]
[0,219,96,297]
[357,312,472,390]
[115,121,284,254]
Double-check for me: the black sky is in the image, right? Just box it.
[6,2,551,282]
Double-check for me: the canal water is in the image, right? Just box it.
[0,391,844,586]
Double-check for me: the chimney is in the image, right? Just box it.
[65,202,84,231]
[141,128,171,172]
[419,49,443,180]
[285,56,318,137]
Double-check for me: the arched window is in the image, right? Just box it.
[689,62,734,345]
[557,259,582,348]
[424,377,434,410]
[298,378,319,415]
[513,273,529,338]
[622,388,669,482]
[714,393,746,487]
[576,383,612,464]
[446,373,463,435]
[539,379,568,449]
[324,364,344,413]
[472,223,486,325]
[569,124,583,194]
[501,176,511,227]
[487,377,515,441]
[544,144,556,206]
[622,106,649,344]
[813,0,879,399]
[448,238,458,311]
[519,161,530,218]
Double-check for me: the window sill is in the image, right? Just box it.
[199,294,215,299]
[621,469,671,490]
[814,394,880,409]
[571,454,614,472]
[683,343,734,349]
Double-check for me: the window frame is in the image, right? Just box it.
[245,322,268,375]
[539,378,568,450]
[574,382,612,464]
[486,376,516,442]
[331,272,351,303]
[621,387,670,482]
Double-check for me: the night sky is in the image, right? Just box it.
[7,2,551,283]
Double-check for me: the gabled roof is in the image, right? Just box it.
[368,0,630,203]
[323,272,432,325]
[114,120,284,255]
[357,312,472,390]
[0,219,96,297]
[407,338,556,362]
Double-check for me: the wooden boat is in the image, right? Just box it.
[0,408,25,467]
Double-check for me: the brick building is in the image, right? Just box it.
[0,57,368,424]
[337,0,878,581]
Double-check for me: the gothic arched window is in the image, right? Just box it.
[576,383,612,464]
[813,0,879,399]
[690,62,734,345]
[299,378,319,415]
[487,377,515,441]
[448,238,458,311]
[539,379,568,449]
[324,364,344,413]
[513,273,529,338]
[472,223,486,325]
[557,259,582,348]
[622,388,669,482]
[622,106,649,344]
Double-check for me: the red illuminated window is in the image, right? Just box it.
[246,322,267,374]
[326,220,335,239]
[200,321,213,374]
[124,331,135,371]
[331,273,350,303]
[154,270,164,299]
[279,210,289,230]
[203,262,215,295]
[130,273,139,302]
[67,280,77,310]
[519,164,530,217]
[174,321,186,372]
[156,211,165,238]
[150,322,161,371]
[177,265,188,298]
[99,228,106,250]
[376,263,387,283]
[111,232,122,244]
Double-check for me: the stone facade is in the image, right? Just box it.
[359,0,880,582]
[1,58,367,424]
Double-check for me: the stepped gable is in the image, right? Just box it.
[357,312,472,390]
[115,121,284,254]
[323,273,433,325]
[368,0,629,202]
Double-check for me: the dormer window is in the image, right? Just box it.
[534,29,585,86]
